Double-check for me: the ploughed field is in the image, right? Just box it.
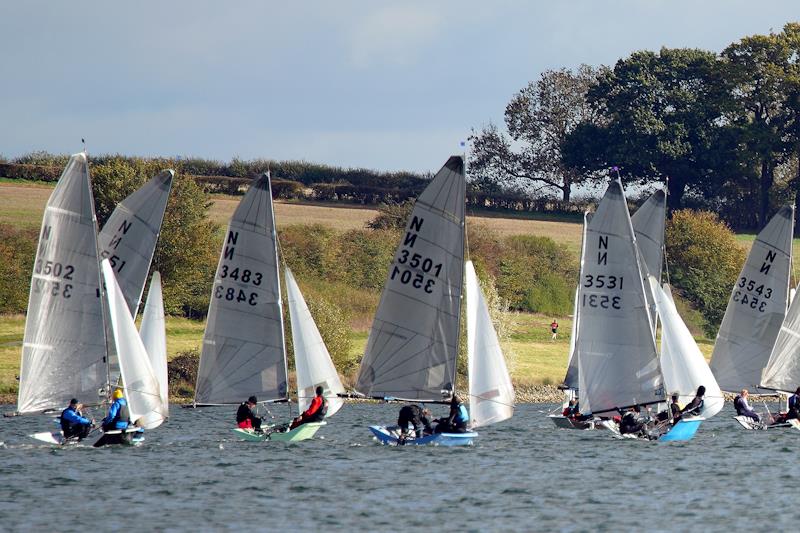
[0,181,721,400]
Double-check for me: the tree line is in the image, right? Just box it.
[469,23,800,231]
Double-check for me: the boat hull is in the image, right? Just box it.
[368,425,477,446]
[92,428,145,447]
[548,414,594,430]
[231,421,325,442]
[658,418,702,442]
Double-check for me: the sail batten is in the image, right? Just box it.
[710,206,794,392]
[576,180,664,416]
[17,153,108,414]
[355,156,465,400]
[194,174,288,404]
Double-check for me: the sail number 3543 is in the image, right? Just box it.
[733,276,772,312]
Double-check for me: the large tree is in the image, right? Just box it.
[721,28,800,227]
[469,65,602,202]
[563,48,734,210]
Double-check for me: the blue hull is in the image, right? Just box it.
[368,425,477,446]
[659,418,701,442]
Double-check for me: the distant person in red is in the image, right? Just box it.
[550,320,559,341]
[236,396,263,432]
[290,386,327,429]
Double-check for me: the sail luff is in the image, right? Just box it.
[563,212,589,389]
[194,174,288,404]
[285,269,345,417]
[355,156,466,400]
[710,206,794,391]
[17,153,108,414]
[761,278,800,392]
[631,189,666,334]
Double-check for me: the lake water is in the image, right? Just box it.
[0,402,796,532]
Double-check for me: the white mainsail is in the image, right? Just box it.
[710,206,793,391]
[140,272,169,419]
[652,279,723,418]
[631,189,666,333]
[101,260,165,429]
[466,261,514,428]
[98,170,173,317]
[17,153,108,414]
[356,156,466,401]
[562,212,590,390]
[285,269,345,417]
[195,173,288,404]
[760,281,800,393]
[577,180,663,416]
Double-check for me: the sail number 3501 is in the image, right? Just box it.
[392,250,443,294]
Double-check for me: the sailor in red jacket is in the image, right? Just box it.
[290,386,327,429]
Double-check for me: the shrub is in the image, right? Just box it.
[0,225,37,313]
[335,229,398,290]
[167,349,199,398]
[525,272,574,316]
[367,200,415,230]
[666,209,745,336]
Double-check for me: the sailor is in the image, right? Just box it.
[619,406,645,435]
[680,385,705,417]
[435,395,469,434]
[101,389,131,431]
[290,386,328,430]
[60,398,94,440]
[396,404,433,438]
[236,396,263,431]
[656,393,681,423]
[562,399,580,418]
[787,387,800,420]
[733,389,760,422]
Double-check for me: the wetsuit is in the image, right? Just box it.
[619,412,644,435]
[397,405,432,436]
[680,396,704,417]
[236,402,262,430]
[734,395,760,421]
[60,406,92,440]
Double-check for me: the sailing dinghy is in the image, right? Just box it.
[356,156,514,446]
[15,154,171,445]
[192,173,344,442]
[710,207,794,395]
[552,189,667,430]
[574,180,706,441]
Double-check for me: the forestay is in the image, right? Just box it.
[466,261,514,428]
[140,272,169,419]
[101,260,166,429]
[195,173,288,404]
[710,207,793,392]
[562,212,590,390]
[576,180,663,416]
[631,190,666,333]
[17,153,108,414]
[356,156,465,400]
[285,268,345,416]
[760,279,800,393]
[652,279,723,417]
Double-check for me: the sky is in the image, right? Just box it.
[1,1,798,174]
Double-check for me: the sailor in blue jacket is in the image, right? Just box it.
[434,394,470,433]
[60,398,94,440]
[102,389,131,431]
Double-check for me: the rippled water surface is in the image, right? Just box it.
[1,402,796,531]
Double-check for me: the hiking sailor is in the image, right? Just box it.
[680,386,706,417]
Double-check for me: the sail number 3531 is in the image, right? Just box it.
[582,275,623,310]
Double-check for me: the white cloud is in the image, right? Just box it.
[346,5,443,69]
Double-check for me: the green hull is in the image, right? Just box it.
[231,421,325,442]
